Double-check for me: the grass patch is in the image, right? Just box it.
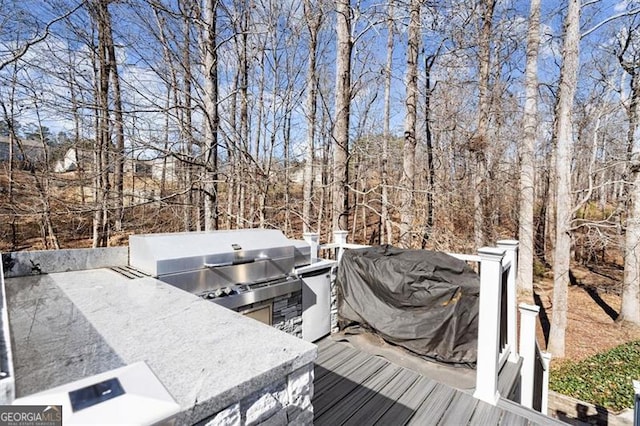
[550,340,640,412]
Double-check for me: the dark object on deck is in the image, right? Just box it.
[336,245,480,366]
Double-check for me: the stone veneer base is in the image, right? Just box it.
[200,363,314,426]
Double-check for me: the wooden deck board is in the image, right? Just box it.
[470,400,505,425]
[406,383,456,425]
[341,369,421,426]
[372,376,437,425]
[438,391,479,425]
[316,337,348,360]
[313,338,564,426]
[314,356,388,418]
[315,350,371,386]
[501,409,529,425]
[315,364,403,425]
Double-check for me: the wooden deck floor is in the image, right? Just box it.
[313,338,565,425]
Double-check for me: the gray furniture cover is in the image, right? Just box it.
[336,245,480,365]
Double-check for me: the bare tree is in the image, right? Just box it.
[381,0,394,245]
[617,19,640,324]
[202,0,219,231]
[89,0,114,247]
[103,3,125,233]
[469,0,496,250]
[421,52,437,248]
[399,0,420,248]
[302,0,322,234]
[182,0,196,231]
[517,0,541,295]
[332,0,351,232]
[548,0,581,358]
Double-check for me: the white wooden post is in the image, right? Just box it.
[519,303,540,409]
[541,351,551,415]
[0,254,15,404]
[497,240,519,362]
[303,232,319,263]
[474,247,505,406]
[333,230,348,263]
[633,380,640,426]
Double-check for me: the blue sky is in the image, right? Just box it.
[0,0,637,160]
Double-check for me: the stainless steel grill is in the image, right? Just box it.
[129,230,310,310]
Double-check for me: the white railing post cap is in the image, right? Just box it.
[478,247,506,261]
[333,230,348,242]
[303,232,319,243]
[497,240,519,248]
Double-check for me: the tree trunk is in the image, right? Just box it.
[181,1,195,231]
[548,0,581,358]
[517,0,541,295]
[202,0,219,231]
[621,141,640,324]
[238,4,249,229]
[332,0,352,232]
[471,0,495,250]
[422,54,436,248]
[303,0,321,234]
[619,44,640,324]
[7,62,18,249]
[104,6,124,233]
[399,0,420,248]
[91,0,113,248]
[381,0,394,245]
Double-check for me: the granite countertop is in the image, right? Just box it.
[5,269,317,424]
[295,259,337,275]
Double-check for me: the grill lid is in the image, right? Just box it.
[129,229,309,277]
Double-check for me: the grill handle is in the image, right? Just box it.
[204,256,271,268]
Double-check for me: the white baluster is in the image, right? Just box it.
[518,303,540,408]
[541,351,551,415]
[498,240,519,362]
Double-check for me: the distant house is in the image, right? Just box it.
[143,156,178,182]
[0,136,45,163]
[289,161,324,185]
[53,146,178,182]
[54,147,91,172]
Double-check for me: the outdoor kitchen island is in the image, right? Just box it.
[3,262,316,425]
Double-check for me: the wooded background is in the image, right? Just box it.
[1,0,640,356]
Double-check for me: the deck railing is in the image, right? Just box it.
[533,342,551,412]
[472,244,516,405]
[519,303,551,412]
[311,232,548,411]
[633,380,640,426]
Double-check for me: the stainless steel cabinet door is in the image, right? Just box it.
[301,268,332,342]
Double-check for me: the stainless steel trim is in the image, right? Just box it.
[159,255,294,294]
[154,246,294,277]
[210,278,301,310]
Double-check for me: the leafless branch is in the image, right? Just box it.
[582,7,640,39]
[0,1,85,72]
